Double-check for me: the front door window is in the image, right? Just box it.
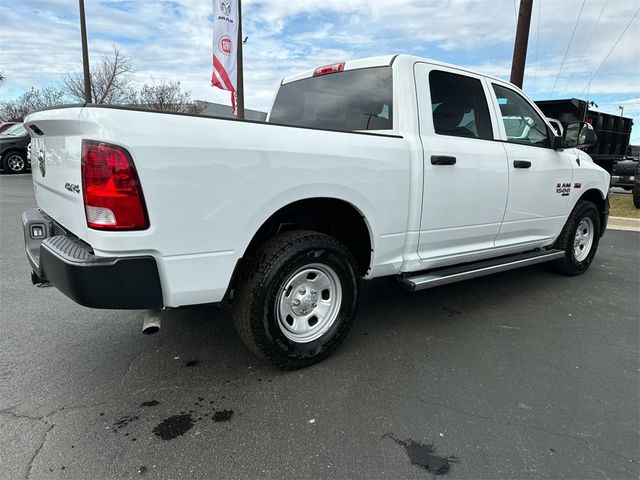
[493,84,550,147]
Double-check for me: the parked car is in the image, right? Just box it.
[0,121,18,134]
[611,159,638,191]
[0,123,31,174]
[21,55,609,369]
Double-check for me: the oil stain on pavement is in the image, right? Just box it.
[385,433,459,475]
[212,409,234,422]
[107,394,235,444]
[152,414,195,440]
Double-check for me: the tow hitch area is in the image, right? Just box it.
[31,271,51,287]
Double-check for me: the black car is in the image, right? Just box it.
[0,121,19,134]
[611,159,638,191]
[0,123,31,174]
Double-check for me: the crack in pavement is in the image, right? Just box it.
[0,406,46,422]
[25,423,53,480]
[0,384,211,430]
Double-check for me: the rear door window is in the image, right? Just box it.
[428,70,493,140]
[269,67,393,132]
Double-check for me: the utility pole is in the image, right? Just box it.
[235,0,245,119]
[510,0,533,89]
[79,0,92,103]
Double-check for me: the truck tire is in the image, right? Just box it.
[633,182,640,209]
[233,230,359,369]
[552,200,601,275]
[2,151,27,174]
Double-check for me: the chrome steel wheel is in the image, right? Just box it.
[573,217,594,262]
[276,263,342,343]
[6,154,25,173]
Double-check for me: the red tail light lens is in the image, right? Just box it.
[313,62,345,77]
[81,141,149,230]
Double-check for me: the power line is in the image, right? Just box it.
[561,0,609,95]
[579,6,640,95]
[550,0,587,97]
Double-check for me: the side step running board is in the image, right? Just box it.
[399,249,565,292]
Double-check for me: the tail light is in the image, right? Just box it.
[313,62,345,77]
[81,140,149,230]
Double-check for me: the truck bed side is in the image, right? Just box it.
[25,106,411,307]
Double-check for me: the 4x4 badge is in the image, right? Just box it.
[64,182,80,194]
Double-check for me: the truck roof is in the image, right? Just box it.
[281,54,505,85]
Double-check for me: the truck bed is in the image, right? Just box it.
[24,104,412,307]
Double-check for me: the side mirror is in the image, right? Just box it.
[558,121,597,150]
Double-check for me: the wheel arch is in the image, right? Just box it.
[576,188,608,236]
[238,197,374,279]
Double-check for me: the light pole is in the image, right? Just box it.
[619,105,624,118]
[79,0,92,103]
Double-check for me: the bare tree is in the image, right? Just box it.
[0,72,5,84]
[62,47,135,104]
[0,87,68,122]
[3,48,205,121]
[132,80,204,114]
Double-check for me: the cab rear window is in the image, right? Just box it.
[269,67,393,132]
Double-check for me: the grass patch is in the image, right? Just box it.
[609,193,640,219]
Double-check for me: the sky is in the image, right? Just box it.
[1,0,639,142]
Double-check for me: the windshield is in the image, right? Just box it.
[269,66,393,132]
[1,123,27,137]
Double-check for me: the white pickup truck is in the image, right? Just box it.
[22,55,609,369]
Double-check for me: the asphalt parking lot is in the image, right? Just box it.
[1,174,639,480]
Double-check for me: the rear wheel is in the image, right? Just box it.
[2,151,27,174]
[552,200,601,275]
[233,230,359,369]
[633,182,640,209]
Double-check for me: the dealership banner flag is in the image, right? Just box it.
[211,0,239,110]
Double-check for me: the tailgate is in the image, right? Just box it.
[24,107,95,241]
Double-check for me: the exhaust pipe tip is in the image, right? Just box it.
[142,310,161,335]
[142,325,160,335]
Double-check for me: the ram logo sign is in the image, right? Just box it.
[220,0,231,17]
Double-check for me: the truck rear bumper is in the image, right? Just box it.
[22,208,163,309]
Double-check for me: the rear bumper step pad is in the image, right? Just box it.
[22,208,163,309]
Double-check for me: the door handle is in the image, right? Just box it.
[431,155,456,165]
[513,160,532,169]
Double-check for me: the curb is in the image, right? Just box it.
[607,216,640,232]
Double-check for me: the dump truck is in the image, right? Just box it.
[535,98,633,175]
